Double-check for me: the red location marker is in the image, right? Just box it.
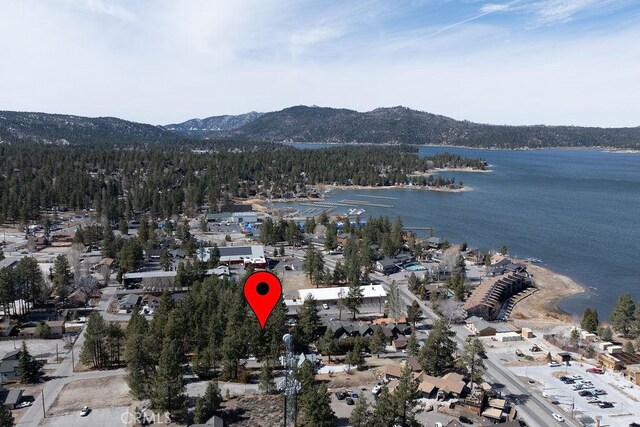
[244,271,282,329]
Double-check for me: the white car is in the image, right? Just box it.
[80,406,91,417]
[549,362,561,367]
[552,413,564,422]
[322,303,329,310]
[372,385,382,395]
[15,401,33,409]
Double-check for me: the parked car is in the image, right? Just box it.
[598,402,614,408]
[322,303,329,310]
[549,362,561,367]
[570,375,583,380]
[345,397,355,405]
[585,396,601,404]
[371,385,382,395]
[335,392,345,400]
[593,389,607,395]
[552,413,565,422]
[586,367,604,374]
[80,406,91,417]
[459,415,473,424]
[571,384,584,391]
[15,401,33,409]
[578,390,592,397]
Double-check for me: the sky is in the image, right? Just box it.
[0,0,639,127]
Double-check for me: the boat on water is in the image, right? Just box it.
[525,257,543,263]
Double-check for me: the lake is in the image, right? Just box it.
[280,143,640,319]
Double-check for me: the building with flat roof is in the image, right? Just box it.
[198,245,266,268]
[286,285,387,311]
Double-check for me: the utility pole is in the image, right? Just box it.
[71,346,75,372]
[41,389,46,418]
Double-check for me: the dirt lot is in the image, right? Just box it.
[510,262,584,332]
[47,375,131,416]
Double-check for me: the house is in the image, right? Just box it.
[45,320,65,338]
[0,349,21,381]
[466,319,496,337]
[336,233,352,247]
[27,236,49,252]
[425,237,444,249]
[141,294,161,309]
[191,415,225,427]
[466,249,489,265]
[393,335,407,350]
[405,357,422,372]
[383,364,403,381]
[0,389,23,409]
[170,249,187,259]
[415,371,466,398]
[119,294,140,311]
[375,258,399,275]
[297,353,319,369]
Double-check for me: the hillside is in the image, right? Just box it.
[165,111,263,136]
[0,111,176,146]
[220,106,640,149]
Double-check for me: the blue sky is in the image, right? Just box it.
[1,0,639,126]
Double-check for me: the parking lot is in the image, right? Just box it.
[508,363,640,426]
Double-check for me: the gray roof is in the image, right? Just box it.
[0,359,19,374]
[472,320,495,332]
[0,257,19,270]
[1,349,20,360]
[119,294,139,306]
[219,246,254,257]
[377,258,397,268]
[123,271,177,280]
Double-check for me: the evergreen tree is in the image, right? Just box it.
[201,381,223,419]
[345,340,365,371]
[624,340,635,353]
[349,396,371,427]
[299,383,335,427]
[324,222,338,250]
[80,312,107,369]
[0,404,14,427]
[406,300,422,328]
[633,301,640,337]
[17,341,42,383]
[318,328,337,364]
[294,295,321,346]
[0,247,4,261]
[406,330,419,357]
[459,336,486,386]
[419,319,456,376]
[258,360,276,394]
[151,338,186,415]
[393,363,422,427]
[370,326,386,358]
[221,291,249,380]
[159,250,171,271]
[387,281,403,320]
[581,307,599,334]
[297,359,316,392]
[346,282,363,320]
[52,254,72,301]
[611,293,635,337]
[125,306,153,399]
[370,387,396,427]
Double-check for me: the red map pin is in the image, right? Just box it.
[244,271,282,329]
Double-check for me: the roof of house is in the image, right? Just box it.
[482,407,503,420]
[384,365,403,378]
[394,335,407,346]
[406,357,422,372]
[471,320,495,333]
[46,320,65,328]
[0,359,19,374]
[377,258,397,268]
[1,349,20,360]
[119,294,139,306]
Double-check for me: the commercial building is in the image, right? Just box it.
[198,245,266,268]
[288,284,387,307]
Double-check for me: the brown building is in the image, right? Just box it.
[463,272,532,320]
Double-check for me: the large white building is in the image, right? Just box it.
[198,245,266,268]
[286,284,387,306]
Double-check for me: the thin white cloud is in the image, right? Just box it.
[481,3,512,13]
[81,0,136,22]
[425,0,519,39]
[529,0,598,25]
[289,26,345,56]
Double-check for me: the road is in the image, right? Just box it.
[18,282,122,426]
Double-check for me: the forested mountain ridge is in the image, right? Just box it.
[0,111,177,146]
[221,106,640,149]
[165,111,263,136]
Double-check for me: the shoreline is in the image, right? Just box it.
[281,141,640,154]
[315,183,470,193]
[509,261,585,332]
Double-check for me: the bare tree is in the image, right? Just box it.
[68,243,86,282]
[440,299,466,324]
[99,264,111,286]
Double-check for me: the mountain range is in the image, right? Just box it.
[1,106,639,149]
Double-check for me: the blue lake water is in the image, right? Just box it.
[281,143,640,319]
